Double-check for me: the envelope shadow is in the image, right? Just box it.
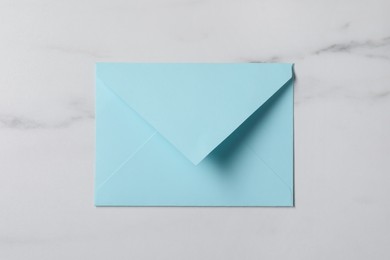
[208,79,292,170]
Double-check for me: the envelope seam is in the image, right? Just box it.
[246,144,293,202]
[96,75,158,132]
[96,131,157,191]
[96,75,160,191]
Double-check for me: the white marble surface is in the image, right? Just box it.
[1,0,389,259]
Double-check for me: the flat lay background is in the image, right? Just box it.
[1,0,389,259]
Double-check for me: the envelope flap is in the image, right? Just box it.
[96,63,293,165]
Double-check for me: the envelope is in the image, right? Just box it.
[95,63,294,206]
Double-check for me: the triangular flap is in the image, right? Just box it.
[96,63,293,164]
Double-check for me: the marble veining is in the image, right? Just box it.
[0,0,389,259]
[0,113,94,130]
[314,36,390,59]
[0,99,94,130]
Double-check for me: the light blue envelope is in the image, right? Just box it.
[95,63,294,206]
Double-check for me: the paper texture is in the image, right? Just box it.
[95,63,294,206]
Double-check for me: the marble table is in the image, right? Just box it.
[1,0,389,259]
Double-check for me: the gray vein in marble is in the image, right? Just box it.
[295,86,390,106]
[0,115,43,130]
[315,36,390,55]
[0,113,94,130]
[364,53,390,61]
[0,99,94,130]
[370,90,390,99]
[243,56,282,63]
[340,22,351,30]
